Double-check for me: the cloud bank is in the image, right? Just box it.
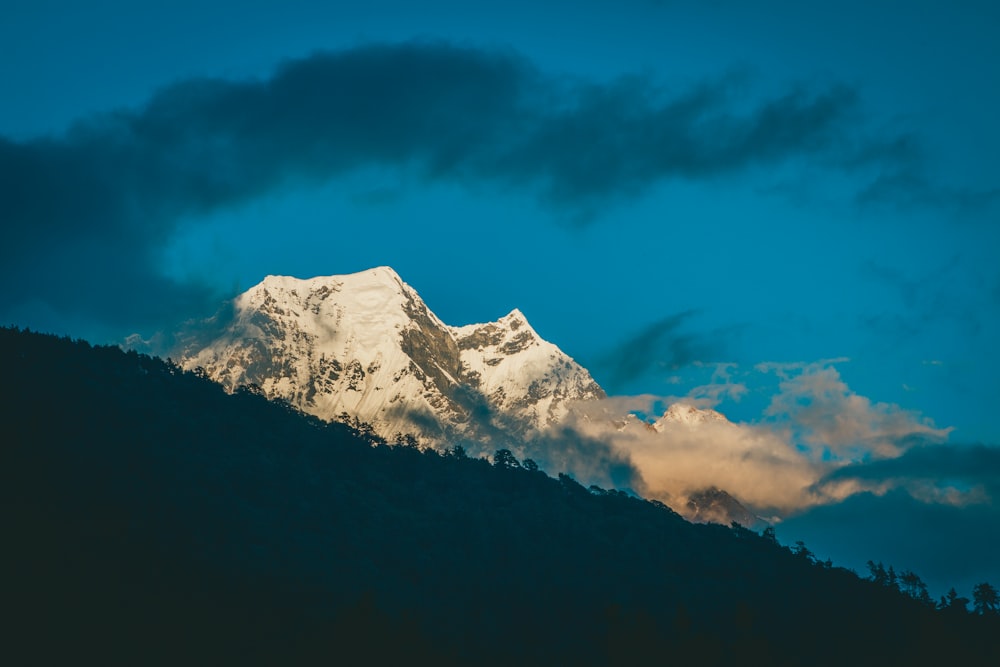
[2,41,912,335]
[561,361,960,517]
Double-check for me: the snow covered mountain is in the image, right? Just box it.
[175,267,604,449]
[652,403,728,430]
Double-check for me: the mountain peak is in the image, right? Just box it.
[498,307,539,334]
[255,266,405,292]
[351,265,404,285]
[176,266,604,447]
[456,307,531,332]
[653,402,729,431]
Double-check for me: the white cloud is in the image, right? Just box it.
[565,396,823,515]
[754,357,850,379]
[762,363,951,461]
[558,361,955,518]
[685,381,749,408]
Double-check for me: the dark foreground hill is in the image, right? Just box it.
[2,327,997,665]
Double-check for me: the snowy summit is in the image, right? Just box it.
[176,267,604,448]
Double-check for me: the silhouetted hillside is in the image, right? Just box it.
[2,327,997,665]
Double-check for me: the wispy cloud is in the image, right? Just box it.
[859,258,985,346]
[595,312,740,391]
[853,136,1000,214]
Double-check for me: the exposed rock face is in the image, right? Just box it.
[685,487,768,530]
[175,267,604,450]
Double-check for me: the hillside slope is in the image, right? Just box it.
[3,327,997,666]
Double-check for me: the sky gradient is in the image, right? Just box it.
[3,0,999,596]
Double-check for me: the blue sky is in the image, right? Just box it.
[3,1,999,595]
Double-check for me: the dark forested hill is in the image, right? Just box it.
[2,327,997,665]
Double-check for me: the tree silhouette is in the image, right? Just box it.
[899,571,932,606]
[793,540,815,563]
[973,582,999,615]
[939,588,970,613]
[867,561,889,587]
[492,448,522,469]
[445,444,467,459]
[887,565,899,592]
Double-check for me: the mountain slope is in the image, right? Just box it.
[175,267,603,448]
[4,327,998,666]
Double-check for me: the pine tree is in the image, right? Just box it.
[972,582,999,615]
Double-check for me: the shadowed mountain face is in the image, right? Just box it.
[4,327,998,666]
[686,487,767,531]
[174,266,604,451]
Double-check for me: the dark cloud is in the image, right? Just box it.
[859,258,985,346]
[854,155,1000,215]
[763,121,1000,215]
[861,257,961,312]
[818,442,1000,500]
[1,41,899,334]
[595,311,736,391]
[490,77,860,217]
